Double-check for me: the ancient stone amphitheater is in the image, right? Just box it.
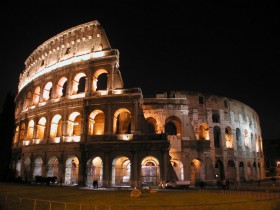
[11,20,265,188]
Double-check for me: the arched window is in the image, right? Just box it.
[198,124,209,140]
[212,112,220,123]
[213,126,221,148]
[43,82,53,101]
[165,116,181,136]
[146,117,157,134]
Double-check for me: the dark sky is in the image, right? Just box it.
[0,2,279,140]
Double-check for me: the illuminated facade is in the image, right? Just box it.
[11,20,265,188]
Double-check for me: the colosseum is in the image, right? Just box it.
[11,20,265,188]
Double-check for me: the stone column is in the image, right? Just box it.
[105,103,112,135]
[162,150,169,187]
[59,152,65,184]
[103,152,111,187]
[131,151,138,188]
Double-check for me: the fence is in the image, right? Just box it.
[1,190,280,210]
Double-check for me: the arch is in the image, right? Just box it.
[24,91,32,109]
[86,157,103,187]
[212,112,220,123]
[47,156,59,178]
[112,156,131,186]
[23,157,31,181]
[247,162,252,181]
[225,126,233,148]
[32,86,40,105]
[141,156,160,186]
[165,116,182,136]
[213,126,221,148]
[244,129,249,147]
[36,117,46,140]
[43,82,53,101]
[146,117,157,134]
[239,162,245,182]
[67,112,82,137]
[93,69,108,92]
[16,159,21,177]
[19,123,26,142]
[215,159,225,181]
[50,114,62,139]
[14,126,19,145]
[113,108,131,134]
[27,120,35,140]
[88,110,105,135]
[33,156,43,178]
[256,135,260,152]
[227,160,236,181]
[56,77,68,98]
[171,159,184,181]
[72,72,86,94]
[191,159,202,186]
[236,128,242,148]
[198,123,209,140]
[65,156,79,185]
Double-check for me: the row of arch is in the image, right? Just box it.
[195,124,262,152]
[16,155,161,187]
[15,154,262,187]
[14,108,262,155]
[16,69,108,115]
[14,108,133,145]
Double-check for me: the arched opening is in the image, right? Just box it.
[56,77,68,98]
[146,117,157,134]
[50,114,62,141]
[244,129,249,147]
[198,123,209,140]
[257,162,261,180]
[113,108,131,134]
[225,126,233,148]
[33,156,43,178]
[27,120,35,141]
[88,110,105,135]
[72,73,86,94]
[236,128,242,148]
[171,159,184,181]
[36,117,46,140]
[112,156,131,187]
[23,157,31,181]
[65,156,79,185]
[191,159,202,186]
[16,160,21,177]
[86,157,103,187]
[215,159,225,181]
[43,82,53,101]
[14,126,19,145]
[32,86,40,105]
[92,69,108,92]
[141,156,160,186]
[165,116,181,137]
[239,162,245,182]
[67,112,82,141]
[227,160,236,181]
[213,126,221,148]
[19,123,26,142]
[24,91,32,109]
[47,156,59,178]
[212,112,220,123]
[252,162,257,181]
[96,73,107,90]
[247,162,252,181]
[256,137,259,152]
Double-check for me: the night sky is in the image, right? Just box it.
[0,2,279,140]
